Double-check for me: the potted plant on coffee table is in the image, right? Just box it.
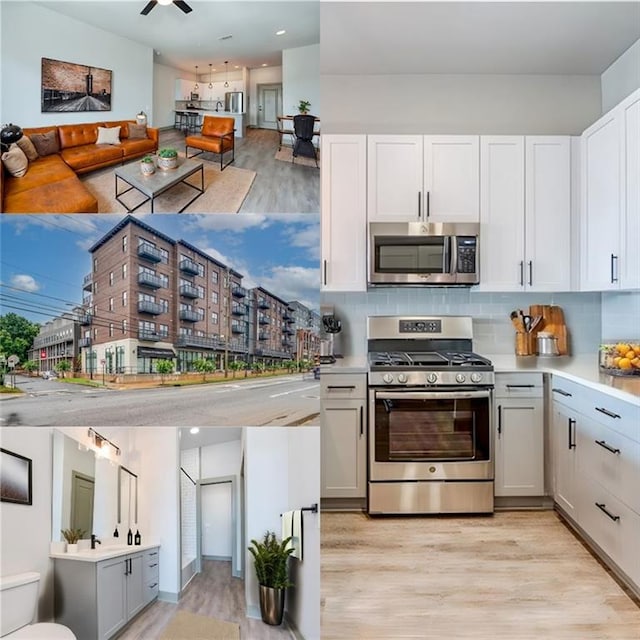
[248,531,294,625]
[61,528,85,553]
[140,155,155,176]
[157,148,179,170]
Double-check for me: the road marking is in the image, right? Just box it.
[269,384,319,398]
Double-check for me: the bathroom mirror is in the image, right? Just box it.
[118,466,138,529]
[51,430,119,541]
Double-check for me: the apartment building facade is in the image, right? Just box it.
[28,311,81,373]
[249,287,296,362]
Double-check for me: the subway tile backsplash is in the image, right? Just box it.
[322,289,603,357]
[601,291,640,341]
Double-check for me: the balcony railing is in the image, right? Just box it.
[179,309,200,322]
[78,337,91,348]
[179,283,199,299]
[231,286,247,298]
[283,327,295,335]
[258,315,270,325]
[179,258,199,275]
[138,272,163,289]
[82,273,93,291]
[138,300,164,315]
[254,348,291,358]
[282,337,294,347]
[138,243,163,262]
[176,335,224,350]
[283,312,295,322]
[258,332,269,341]
[79,313,92,326]
[258,299,271,309]
[139,330,164,342]
[231,324,244,334]
[232,304,246,316]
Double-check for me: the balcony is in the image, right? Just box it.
[82,273,93,291]
[232,304,246,316]
[258,315,270,325]
[282,337,294,348]
[138,272,163,289]
[179,283,199,299]
[138,242,163,262]
[138,300,164,315]
[179,258,199,275]
[78,337,91,348]
[283,311,295,322]
[258,332,269,341]
[255,348,290,358]
[179,309,200,323]
[231,323,244,334]
[231,285,247,298]
[139,330,163,342]
[284,327,295,335]
[176,335,224,350]
[258,298,271,310]
[79,313,92,326]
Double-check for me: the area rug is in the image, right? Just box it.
[275,146,320,168]
[82,161,256,214]
[159,610,240,640]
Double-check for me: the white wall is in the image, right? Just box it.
[601,38,640,113]
[286,428,320,640]
[283,44,320,119]
[153,62,184,129]
[320,73,601,134]
[0,428,54,623]
[0,2,154,127]
[248,66,283,126]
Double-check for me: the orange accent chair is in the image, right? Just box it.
[185,116,235,171]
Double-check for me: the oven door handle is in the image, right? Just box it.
[375,390,492,401]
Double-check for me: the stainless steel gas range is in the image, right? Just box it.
[367,316,495,515]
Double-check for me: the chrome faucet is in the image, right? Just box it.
[215,101,223,112]
[91,534,102,550]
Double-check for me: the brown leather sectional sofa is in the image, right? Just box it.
[1,120,159,213]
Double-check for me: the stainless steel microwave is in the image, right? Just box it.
[369,222,480,286]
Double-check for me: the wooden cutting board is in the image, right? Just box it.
[550,305,568,355]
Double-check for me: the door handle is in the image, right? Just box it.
[124,560,129,576]
[595,502,620,522]
[327,385,356,390]
[528,261,533,287]
[323,260,327,286]
[595,406,621,419]
[426,191,430,218]
[497,404,502,438]
[610,254,618,283]
[552,388,572,397]
[519,261,524,287]
[359,405,364,437]
[418,191,422,219]
[595,440,620,455]
[506,384,535,389]
[568,418,576,450]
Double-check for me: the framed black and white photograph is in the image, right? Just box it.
[0,448,33,505]
[41,57,112,112]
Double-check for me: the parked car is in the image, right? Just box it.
[41,371,57,380]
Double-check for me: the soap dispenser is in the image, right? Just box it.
[113,526,119,538]
[127,528,133,545]
[134,530,141,546]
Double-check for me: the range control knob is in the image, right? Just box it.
[397,373,408,384]
[470,373,483,383]
[456,373,467,384]
[426,372,438,384]
[382,373,394,384]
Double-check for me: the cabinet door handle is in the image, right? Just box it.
[595,440,620,455]
[506,384,535,389]
[323,260,327,286]
[552,388,572,397]
[426,191,430,218]
[124,560,129,576]
[359,405,364,437]
[129,559,132,574]
[149,563,158,568]
[418,191,422,219]
[595,406,621,419]
[150,583,158,589]
[595,502,620,522]
[528,261,533,287]
[326,385,356,390]
[610,254,618,283]
[497,404,502,438]
[568,418,576,450]
[519,261,524,287]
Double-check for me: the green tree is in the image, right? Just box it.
[252,361,265,376]
[0,313,40,364]
[193,357,214,381]
[155,359,174,385]
[23,360,39,376]
[55,360,71,379]
[228,360,243,379]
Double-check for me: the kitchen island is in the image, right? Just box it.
[175,107,246,138]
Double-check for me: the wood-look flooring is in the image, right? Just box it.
[321,511,640,639]
[117,560,292,640]
[159,128,319,214]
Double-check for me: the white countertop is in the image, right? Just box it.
[178,109,245,116]
[51,542,159,562]
[321,356,368,374]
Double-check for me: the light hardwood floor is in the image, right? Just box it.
[117,559,292,640]
[159,127,319,214]
[321,511,640,639]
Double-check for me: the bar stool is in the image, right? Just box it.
[174,110,186,130]
[185,112,200,134]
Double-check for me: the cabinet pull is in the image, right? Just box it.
[519,261,524,287]
[426,191,430,218]
[595,440,620,455]
[326,385,356,390]
[528,261,533,287]
[552,388,572,397]
[149,563,158,568]
[610,254,618,283]
[506,384,535,389]
[323,260,327,286]
[129,559,132,574]
[359,405,364,437]
[149,552,158,556]
[568,418,576,450]
[595,406,621,419]
[595,502,620,522]
[124,562,129,576]
[497,405,502,438]
[417,191,421,219]
[150,583,158,589]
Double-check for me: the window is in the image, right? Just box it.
[109,272,114,286]
[139,320,156,333]
[197,308,205,321]
[93,258,97,273]
[160,248,169,264]
[160,299,169,313]
[122,320,127,334]
[197,263,204,277]
[179,327,192,336]
[109,323,114,337]
[212,291,218,304]
[109,297,114,312]
[94,282,98,294]
[123,235,127,252]
[159,324,169,337]
[122,263,127,279]
[212,271,219,284]
[93,328,98,339]
[179,303,192,312]
[211,311,218,324]
[122,291,127,306]
[197,285,205,299]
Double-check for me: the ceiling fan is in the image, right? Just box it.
[140,0,192,16]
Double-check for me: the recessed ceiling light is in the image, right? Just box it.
[276,30,286,36]
[190,427,200,434]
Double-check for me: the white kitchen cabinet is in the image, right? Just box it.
[480,136,571,292]
[321,135,367,292]
[580,88,640,291]
[321,373,367,499]
[96,557,127,640]
[494,373,544,497]
[552,399,580,520]
[175,79,195,101]
[368,135,479,223]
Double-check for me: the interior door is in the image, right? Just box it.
[258,84,281,130]
[70,471,94,534]
[201,481,232,559]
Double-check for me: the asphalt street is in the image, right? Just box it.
[0,375,319,427]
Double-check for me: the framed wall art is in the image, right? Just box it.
[41,57,112,112]
[0,448,33,505]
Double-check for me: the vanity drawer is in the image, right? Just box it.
[144,578,159,605]
[583,395,640,443]
[321,374,367,399]
[143,551,159,583]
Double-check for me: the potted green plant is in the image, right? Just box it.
[297,100,311,115]
[61,528,86,553]
[248,531,294,625]
[140,154,155,176]
[157,147,178,170]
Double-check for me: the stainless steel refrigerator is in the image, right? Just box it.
[224,92,243,113]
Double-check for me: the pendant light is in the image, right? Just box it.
[224,61,229,88]
[208,63,213,89]
[194,65,199,91]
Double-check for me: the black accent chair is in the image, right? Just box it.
[292,115,318,167]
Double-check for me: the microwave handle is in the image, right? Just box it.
[375,390,492,401]
[448,237,457,275]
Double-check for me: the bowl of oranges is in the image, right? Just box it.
[599,342,640,376]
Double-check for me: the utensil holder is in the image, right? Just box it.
[515,332,531,356]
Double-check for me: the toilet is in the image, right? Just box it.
[0,572,76,639]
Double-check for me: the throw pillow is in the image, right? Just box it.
[16,136,39,161]
[96,126,121,145]
[30,131,60,157]
[1,144,29,178]
[128,123,148,139]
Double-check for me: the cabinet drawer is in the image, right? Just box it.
[550,375,590,412]
[583,395,640,443]
[143,559,159,584]
[321,374,367,399]
[579,417,640,513]
[144,579,159,605]
[495,373,543,397]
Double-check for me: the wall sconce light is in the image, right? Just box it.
[88,427,121,458]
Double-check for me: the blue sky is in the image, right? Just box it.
[0,214,319,325]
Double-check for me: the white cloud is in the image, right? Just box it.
[283,222,320,260]
[202,247,258,289]
[187,214,269,233]
[10,274,40,292]
[259,266,320,309]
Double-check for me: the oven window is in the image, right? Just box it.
[374,396,490,462]
[375,237,448,274]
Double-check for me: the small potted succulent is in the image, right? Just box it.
[61,528,86,553]
[140,154,155,176]
[157,147,179,170]
[297,100,311,115]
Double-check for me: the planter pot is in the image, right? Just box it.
[66,544,79,553]
[140,161,155,176]
[157,155,178,170]
[259,585,285,625]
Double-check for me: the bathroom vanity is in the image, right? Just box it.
[51,545,160,640]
